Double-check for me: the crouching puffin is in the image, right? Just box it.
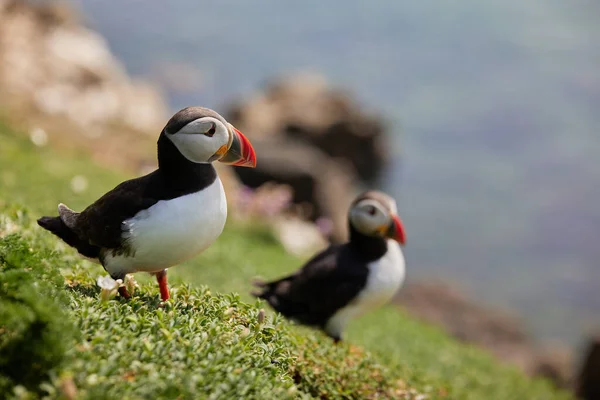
[38,106,257,301]
[253,191,406,343]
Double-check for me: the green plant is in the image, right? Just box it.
[0,221,76,394]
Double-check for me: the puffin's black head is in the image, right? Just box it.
[163,106,257,167]
[348,191,406,245]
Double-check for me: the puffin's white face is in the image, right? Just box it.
[349,197,406,244]
[166,116,231,164]
[350,199,394,236]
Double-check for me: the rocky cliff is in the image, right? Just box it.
[0,0,167,169]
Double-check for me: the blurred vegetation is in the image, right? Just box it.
[0,122,572,398]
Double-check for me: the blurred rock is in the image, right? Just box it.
[396,282,532,369]
[227,73,390,183]
[230,138,355,243]
[272,217,328,258]
[0,0,167,134]
[534,346,573,390]
[225,73,390,241]
[395,282,574,389]
[576,335,600,400]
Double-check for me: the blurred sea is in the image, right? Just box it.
[73,0,600,348]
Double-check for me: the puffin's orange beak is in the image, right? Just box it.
[219,126,257,168]
[386,215,406,245]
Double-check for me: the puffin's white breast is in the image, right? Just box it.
[104,178,227,275]
[325,241,405,338]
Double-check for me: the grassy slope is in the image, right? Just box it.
[2,208,410,400]
[0,121,570,399]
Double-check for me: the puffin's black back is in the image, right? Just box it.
[37,132,217,259]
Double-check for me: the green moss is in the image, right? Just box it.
[0,210,76,394]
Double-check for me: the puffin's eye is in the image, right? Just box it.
[205,124,216,137]
[367,206,377,216]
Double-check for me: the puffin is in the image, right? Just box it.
[37,106,257,301]
[252,191,406,343]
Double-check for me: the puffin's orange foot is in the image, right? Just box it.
[118,286,131,299]
[156,270,170,301]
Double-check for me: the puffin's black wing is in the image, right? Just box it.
[253,244,370,328]
[38,172,161,257]
[69,173,161,250]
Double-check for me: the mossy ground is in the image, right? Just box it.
[0,122,571,399]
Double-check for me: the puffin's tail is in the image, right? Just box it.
[37,215,80,246]
[250,278,270,299]
[251,276,295,314]
[37,204,99,258]
[252,276,319,327]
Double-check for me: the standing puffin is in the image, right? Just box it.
[253,191,406,343]
[38,106,257,301]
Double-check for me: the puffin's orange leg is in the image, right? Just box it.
[118,286,131,299]
[156,270,170,301]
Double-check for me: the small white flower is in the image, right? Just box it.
[96,275,122,302]
[124,275,139,296]
[29,127,48,147]
[240,327,250,338]
[97,275,119,290]
[70,175,88,193]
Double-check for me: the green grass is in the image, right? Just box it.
[0,221,76,395]
[0,205,421,400]
[0,121,572,399]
